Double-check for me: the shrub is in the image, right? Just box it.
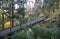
[11,25,60,39]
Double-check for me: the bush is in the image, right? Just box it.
[11,25,60,39]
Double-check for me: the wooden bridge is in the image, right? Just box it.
[0,16,45,37]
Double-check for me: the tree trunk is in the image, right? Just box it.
[58,14,60,27]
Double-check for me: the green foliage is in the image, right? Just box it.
[41,0,55,17]
[43,0,54,9]
[3,35,10,39]
[11,30,34,39]
[17,8,25,18]
[11,24,60,39]
[32,25,59,39]
[11,31,26,39]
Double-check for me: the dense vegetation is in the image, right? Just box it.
[11,24,60,39]
[0,0,27,30]
[0,0,60,39]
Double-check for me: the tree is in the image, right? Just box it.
[17,8,25,18]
